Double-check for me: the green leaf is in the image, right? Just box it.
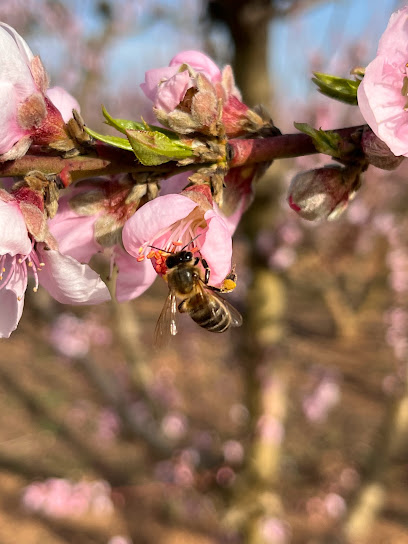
[294,122,342,157]
[84,126,133,151]
[102,106,177,138]
[312,72,360,105]
[126,129,194,166]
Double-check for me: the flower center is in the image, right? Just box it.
[136,207,207,275]
[0,239,45,299]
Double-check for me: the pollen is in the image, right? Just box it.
[138,246,144,254]
[222,278,237,291]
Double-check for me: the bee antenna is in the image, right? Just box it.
[149,245,170,253]
[181,233,202,251]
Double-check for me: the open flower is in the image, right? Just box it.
[0,189,109,338]
[48,175,159,303]
[357,6,408,157]
[141,50,265,138]
[122,187,232,299]
[0,22,76,160]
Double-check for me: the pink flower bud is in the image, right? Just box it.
[287,165,359,221]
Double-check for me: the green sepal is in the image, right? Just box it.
[84,126,133,151]
[102,106,177,138]
[294,122,342,158]
[312,72,360,105]
[126,129,194,166]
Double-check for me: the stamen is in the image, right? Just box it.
[172,240,183,246]
[137,256,145,262]
[147,250,156,259]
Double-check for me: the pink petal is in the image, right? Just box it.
[0,24,36,100]
[46,86,80,123]
[122,194,197,257]
[159,172,190,196]
[114,247,157,302]
[199,210,232,286]
[0,82,28,154]
[0,199,31,256]
[170,50,221,82]
[140,66,180,102]
[358,55,408,156]
[377,7,408,56]
[0,256,27,338]
[0,23,34,65]
[37,246,110,304]
[153,70,192,113]
[48,198,102,263]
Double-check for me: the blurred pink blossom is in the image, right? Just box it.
[260,517,291,544]
[302,373,341,423]
[22,478,114,519]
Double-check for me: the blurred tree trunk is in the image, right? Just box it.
[206,0,272,107]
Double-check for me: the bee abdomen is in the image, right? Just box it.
[189,298,231,333]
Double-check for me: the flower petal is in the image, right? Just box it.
[114,247,157,302]
[0,24,36,99]
[122,194,197,257]
[37,246,110,304]
[0,199,31,256]
[0,255,27,338]
[200,210,232,286]
[47,86,80,123]
[48,195,102,263]
[0,81,28,154]
[170,50,221,82]
[153,70,192,113]
[140,66,180,102]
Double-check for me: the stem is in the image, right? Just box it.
[0,125,366,184]
[228,125,366,167]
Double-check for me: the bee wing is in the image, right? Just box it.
[203,283,243,328]
[154,290,179,348]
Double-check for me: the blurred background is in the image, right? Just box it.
[1,1,408,543]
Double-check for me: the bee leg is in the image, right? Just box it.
[201,258,211,284]
[178,299,188,313]
[211,267,238,293]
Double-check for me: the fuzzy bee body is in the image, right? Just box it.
[154,250,242,345]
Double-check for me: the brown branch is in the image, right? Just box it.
[0,125,366,186]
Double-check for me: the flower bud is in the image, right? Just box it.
[288,165,359,221]
[361,126,404,170]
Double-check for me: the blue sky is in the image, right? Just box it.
[16,0,406,119]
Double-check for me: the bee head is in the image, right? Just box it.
[166,250,196,269]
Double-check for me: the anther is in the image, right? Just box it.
[137,256,145,262]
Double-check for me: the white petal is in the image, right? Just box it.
[37,247,110,305]
[0,24,36,100]
[0,256,27,338]
[0,199,31,256]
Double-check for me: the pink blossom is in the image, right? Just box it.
[141,50,254,137]
[141,50,222,113]
[0,23,73,160]
[122,189,233,294]
[0,191,109,338]
[48,177,157,303]
[357,7,408,157]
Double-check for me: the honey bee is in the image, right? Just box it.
[154,248,242,346]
